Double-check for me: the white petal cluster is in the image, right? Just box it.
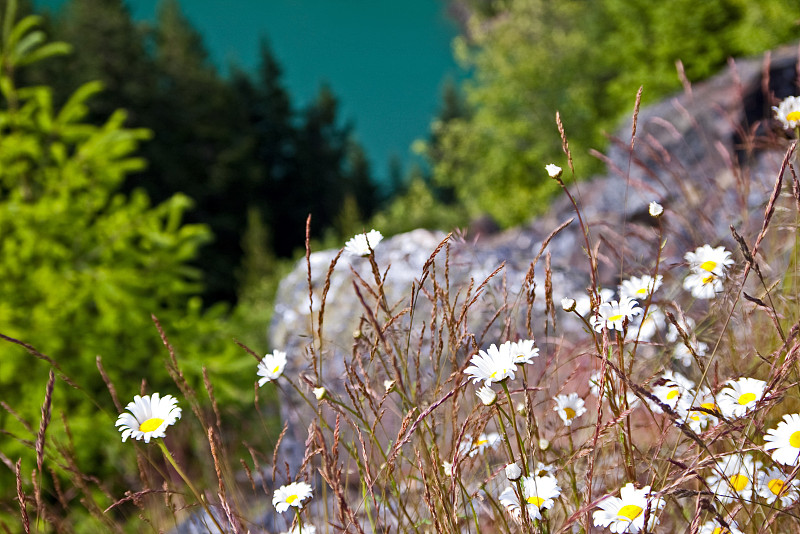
[459,432,501,458]
[344,229,383,256]
[683,245,734,299]
[717,377,766,419]
[648,371,695,416]
[698,519,743,534]
[273,481,313,513]
[774,95,800,129]
[466,339,538,387]
[553,393,586,426]
[115,393,182,443]
[545,163,562,178]
[619,275,663,301]
[591,297,642,332]
[257,350,288,386]
[499,475,561,521]
[705,454,761,503]
[764,413,800,466]
[476,385,497,406]
[575,288,615,317]
[593,482,664,533]
[648,201,664,217]
[756,465,800,507]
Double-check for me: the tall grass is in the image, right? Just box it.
[5,82,800,534]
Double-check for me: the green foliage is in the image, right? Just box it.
[0,4,245,500]
[431,0,800,227]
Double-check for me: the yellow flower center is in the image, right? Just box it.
[790,430,800,448]
[476,439,488,446]
[701,402,717,411]
[768,478,785,496]
[139,417,164,433]
[526,495,545,507]
[636,287,647,295]
[702,274,715,284]
[712,528,731,534]
[787,111,800,122]
[737,392,756,405]
[617,504,643,521]
[728,474,749,492]
[608,314,623,322]
[286,494,298,504]
[666,389,680,400]
[699,260,717,272]
[564,407,576,419]
[272,365,281,374]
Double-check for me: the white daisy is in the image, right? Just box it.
[665,314,696,343]
[476,385,497,406]
[115,393,182,443]
[698,518,744,534]
[575,288,615,317]
[257,350,287,386]
[756,465,800,506]
[591,297,642,333]
[685,245,734,276]
[465,343,517,386]
[442,461,453,476]
[626,306,665,342]
[344,229,383,256]
[471,432,501,456]
[648,201,663,217]
[273,481,313,513]
[683,270,725,299]
[764,413,800,466]
[498,475,561,521]
[619,275,663,301]
[682,386,719,433]
[649,371,695,416]
[717,377,766,419]
[592,482,664,533]
[773,95,800,129]
[531,462,557,478]
[505,339,539,364]
[705,454,761,503]
[673,339,709,367]
[553,393,586,426]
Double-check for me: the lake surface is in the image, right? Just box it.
[33,0,464,183]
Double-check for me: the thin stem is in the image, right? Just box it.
[158,440,225,533]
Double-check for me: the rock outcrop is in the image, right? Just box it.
[267,43,800,479]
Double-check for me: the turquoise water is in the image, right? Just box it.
[33,0,463,182]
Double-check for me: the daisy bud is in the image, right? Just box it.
[538,438,550,451]
[649,201,664,217]
[505,462,522,481]
[384,380,395,392]
[443,461,453,476]
[561,297,576,312]
[545,164,562,178]
[476,385,497,406]
[313,387,327,400]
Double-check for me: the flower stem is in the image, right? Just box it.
[158,440,225,533]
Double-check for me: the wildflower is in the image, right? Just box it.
[764,413,800,466]
[313,387,327,400]
[538,438,550,451]
[698,519,743,534]
[561,297,577,312]
[673,339,708,367]
[465,343,517,386]
[257,350,287,386]
[471,432,501,456]
[589,369,605,397]
[773,95,800,129]
[591,297,642,332]
[506,339,539,364]
[442,461,453,476]
[553,393,586,426]
[717,377,766,419]
[665,314,696,343]
[116,393,182,443]
[627,306,665,342]
[505,462,522,481]
[683,270,724,299]
[476,385,497,406]
[545,163,562,178]
[649,371,695,416]
[705,454,761,503]
[273,481,313,513]
[499,475,561,521]
[619,275,663,301]
[648,201,663,217]
[682,386,719,433]
[592,482,664,533]
[344,229,383,256]
[575,288,615,317]
[756,465,800,506]
[685,245,734,276]
[531,461,557,477]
